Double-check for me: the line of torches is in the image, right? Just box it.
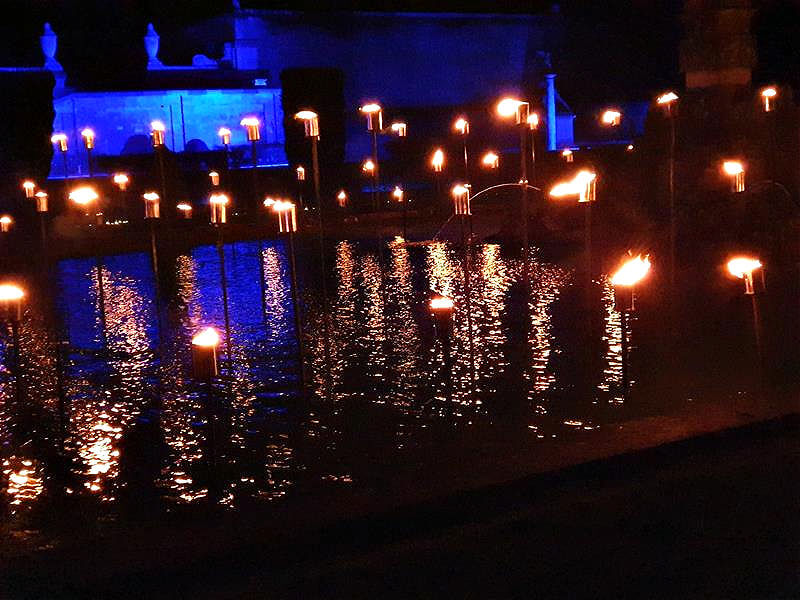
[3,86,778,382]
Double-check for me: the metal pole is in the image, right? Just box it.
[216,226,232,365]
[585,201,593,297]
[751,294,763,388]
[668,111,676,294]
[95,254,108,348]
[157,147,167,205]
[519,124,530,271]
[11,318,23,406]
[86,147,93,178]
[371,130,379,211]
[311,136,321,209]
[251,140,259,211]
[462,138,469,182]
[461,215,476,391]
[620,308,629,400]
[287,231,305,388]
[62,152,68,179]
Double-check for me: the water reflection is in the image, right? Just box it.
[1,237,657,530]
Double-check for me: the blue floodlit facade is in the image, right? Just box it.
[10,9,580,179]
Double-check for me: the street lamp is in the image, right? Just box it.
[191,327,220,382]
[51,133,68,177]
[761,87,777,112]
[22,180,36,199]
[81,128,95,177]
[481,151,499,169]
[294,110,321,210]
[722,160,745,193]
[601,109,622,127]
[610,254,651,397]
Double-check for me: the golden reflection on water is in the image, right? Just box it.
[598,277,624,402]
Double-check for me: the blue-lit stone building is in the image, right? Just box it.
[20,7,578,179]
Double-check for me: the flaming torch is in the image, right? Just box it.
[22,180,36,199]
[761,87,777,112]
[610,254,652,398]
[722,160,745,193]
[0,215,12,233]
[727,255,765,379]
[191,327,220,382]
[209,193,229,225]
[51,133,69,177]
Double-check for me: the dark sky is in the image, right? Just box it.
[1,1,797,100]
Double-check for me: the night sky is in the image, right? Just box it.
[0,1,797,101]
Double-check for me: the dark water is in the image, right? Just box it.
[0,236,776,532]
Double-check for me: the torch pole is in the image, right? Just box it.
[39,213,47,260]
[95,252,108,349]
[312,135,333,400]
[461,214,476,391]
[157,147,167,205]
[87,147,93,178]
[216,225,232,366]
[11,318,23,406]
[371,130,379,211]
[584,201,593,296]
[519,124,530,278]
[751,293,764,389]
[668,112,676,295]
[402,196,408,240]
[620,307,629,400]
[251,140,258,210]
[61,152,68,180]
[287,230,306,389]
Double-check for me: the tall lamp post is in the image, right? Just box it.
[550,170,597,294]
[727,256,765,377]
[81,128,95,177]
[150,120,168,204]
[210,192,232,363]
[294,110,321,210]
[610,254,651,398]
[656,91,679,292]
[69,185,107,345]
[393,186,407,240]
[240,116,261,210]
[51,133,68,178]
[359,102,382,209]
[218,126,231,170]
[452,184,476,388]
[454,117,470,181]
[272,199,305,388]
[497,97,532,261]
